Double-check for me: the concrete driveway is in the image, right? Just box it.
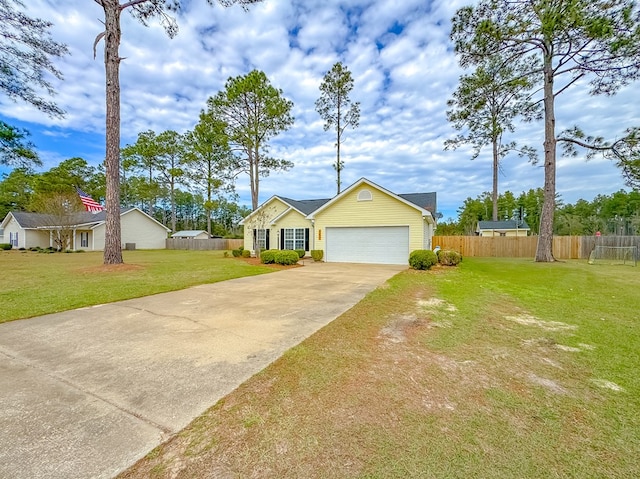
[0,262,404,479]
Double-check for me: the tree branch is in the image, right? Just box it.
[93,31,105,59]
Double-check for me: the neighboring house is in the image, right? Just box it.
[171,230,211,240]
[477,220,530,237]
[241,177,437,265]
[1,207,170,250]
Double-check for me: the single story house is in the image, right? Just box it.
[171,230,211,240]
[241,177,437,265]
[477,220,530,237]
[1,207,170,250]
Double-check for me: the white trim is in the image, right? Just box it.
[270,207,293,225]
[240,196,311,225]
[239,196,281,225]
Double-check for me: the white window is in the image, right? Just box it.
[9,232,18,247]
[284,228,294,250]
[80,232,89,248]
[357,189,372,201]
[295,228,305,249]
[256,229,267,250]
[284,228,306,250]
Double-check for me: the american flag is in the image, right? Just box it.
[75,187,104,213]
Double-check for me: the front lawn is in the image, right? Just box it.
[0,250,274,323]
[120,258,640,478]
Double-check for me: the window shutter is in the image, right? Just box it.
[266,229,270,250]
[253,229,257,249]
[305,228,309,251]
[280,229,284,249]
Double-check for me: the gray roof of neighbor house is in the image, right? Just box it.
[171,230,209,238]
[8,208,133,228]
[478,220,530,230]
[276,197,332,215]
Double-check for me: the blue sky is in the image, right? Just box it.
[1,0,638,220]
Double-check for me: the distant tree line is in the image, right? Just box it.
[0,157,250,237]
[437,189,640,237]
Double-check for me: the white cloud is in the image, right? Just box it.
[0,0,637,219]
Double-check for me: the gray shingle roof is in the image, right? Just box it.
[171,230,209,237]
[276,192,437,216]
[9,208,132,228]
[276,197,332,215]
[398,192,437,214]
[478,220,530,230]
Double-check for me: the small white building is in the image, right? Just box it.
[1,208,170,250]
[171,230,210,240]
[477,220,530,237]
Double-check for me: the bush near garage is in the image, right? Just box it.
[409,249,438,270]
[274,250,300,265]
[437,249,462,266]
[311,250,324,262]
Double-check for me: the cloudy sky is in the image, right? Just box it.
[1,0,638,219]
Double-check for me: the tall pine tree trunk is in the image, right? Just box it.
[335,99,341,194]
[170,178,176,233]
[103,1,123,264]
[336,133,341,194]
[492,135,498,221]
[250,147,259,210]
[535,49,556,262]
[206,168,212,235]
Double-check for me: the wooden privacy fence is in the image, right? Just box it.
[432,236,640,259]
[166,238,244,251]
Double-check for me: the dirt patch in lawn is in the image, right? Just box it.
[79,263,146,274]
[503,313,577,331]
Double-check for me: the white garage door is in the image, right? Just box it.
[325,226,409,264]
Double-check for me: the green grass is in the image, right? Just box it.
[0,250,274,323]
[119,257,640,479]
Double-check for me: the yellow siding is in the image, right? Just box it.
[276,209,311,229]
[271,210,312,251]
[313,184,426,252]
